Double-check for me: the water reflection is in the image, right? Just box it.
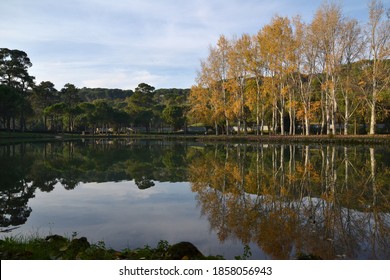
[189,143,390,259]
[0,140,188,229]
[0,140,389,259]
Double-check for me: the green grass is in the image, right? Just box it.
[0,131,55,138]
[1,131,389,145]
[0,234,322,260]
[0,234,224,260]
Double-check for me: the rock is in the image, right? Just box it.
[45,234,68,243]
[45,235,69,250]
[167,242,203,260]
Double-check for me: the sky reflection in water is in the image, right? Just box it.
[0,140,389,259]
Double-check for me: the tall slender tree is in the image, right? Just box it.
[365,0,389,134]
[227,34,251,134]
[339,19,365,134]
[259,16,295,135]
[311,1,345,135]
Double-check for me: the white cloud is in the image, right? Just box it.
[1,0,371,90]
[81,70,166,90]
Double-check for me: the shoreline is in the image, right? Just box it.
[1,131,390,145]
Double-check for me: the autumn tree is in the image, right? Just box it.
[246,34,266,135]
[227,34,251,134]
[291,16,318,135]
[259,16,295,135]
[188,84,213,126]
[215,35,232,134]
[338,18,365,134]
[189,37,232,134]
[365,0,389,134]
[191,0,389,136]
[310,1,355,135]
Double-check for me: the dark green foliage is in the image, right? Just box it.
[30,81,58,130]
[126,83,157,131]
[0,85,23,130]
[0,48,35,131]
[0,48,34,90]
[0,48,190,133]
[162,105,186,130]
[78,87,133,102]
[154,88,190,106]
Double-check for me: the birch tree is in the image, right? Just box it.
[339,19,365,134]
[227,35,251,134]
[259,16,295,135]
[366,0,389,134]
[292,16,318,135]
[311,1,345,135]
[246,34,265,135]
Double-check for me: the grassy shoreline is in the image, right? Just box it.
[0,233,320,260]
[0,234,225,260]
[1,131,390,145]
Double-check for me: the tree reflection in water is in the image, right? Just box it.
[189,143,390,259]
[0,140,389,259]
[0,139,189,231]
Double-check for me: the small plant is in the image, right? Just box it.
[157,240,170,251]
[0,235,224,260]
[235,244,252,260]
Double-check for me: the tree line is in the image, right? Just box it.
[189,0,389,135]
[0,48,189,133]
[1,1,388,136]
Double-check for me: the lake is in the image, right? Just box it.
[0,139,389,259]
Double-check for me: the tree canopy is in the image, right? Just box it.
[189,0,389,135]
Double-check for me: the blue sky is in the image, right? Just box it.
[0,0,380,90]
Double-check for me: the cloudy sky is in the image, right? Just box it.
[1,0,377,90]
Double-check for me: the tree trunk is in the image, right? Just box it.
[369,88,377,135]
[225,119,229,135]
[280,107,284,136]
[326,90,330,135]
[256,79,261,136]
[304,105,310,136]
[330,76,338,135]
[344,94,349,135]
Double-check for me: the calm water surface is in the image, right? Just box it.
[0,139,389,259]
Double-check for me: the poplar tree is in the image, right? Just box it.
[366,0,389,134]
